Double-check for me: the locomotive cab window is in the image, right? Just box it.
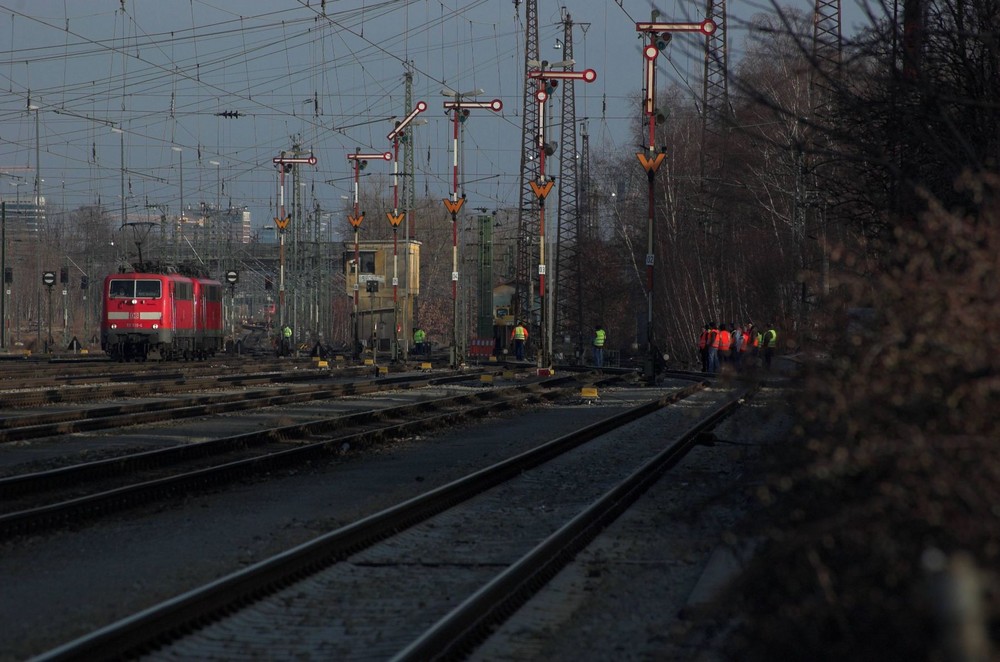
[109,279,162,298]
[135,280,162,298]
[108,280,134,298]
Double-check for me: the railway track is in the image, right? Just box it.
[0,352,445,384]
[0,356,364,401]
[0,367,475,441]
[33,382,749,661]
[0,373,610,540]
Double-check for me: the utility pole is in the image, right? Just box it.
[701,0,730,184]
[554,11,587,365]
[345,149,391,359]
[109,126,127,241]
[440,90,502,368]
[804,0,842,314]
[387,100,427,362]
[579,123,594,239]
[31,104,42,352]
[513,0,540,330]
[1,202,5,349]
[209,160,221,270]
[636,14,717,382]
[31,104,40,216]
[401,66,423,359]
[701,0,732,323]
[171,146,183,265]
[272,151,318,351]
[527,62,596,374]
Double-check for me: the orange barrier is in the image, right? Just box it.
[469,338,493,358]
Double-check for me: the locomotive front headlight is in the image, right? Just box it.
[110,323,118,329]
[151,324,159,329]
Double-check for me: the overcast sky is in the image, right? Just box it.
[0,0,874,235]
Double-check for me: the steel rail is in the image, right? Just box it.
[395,386,754,660]
[0,375,585,540]
[0,369,492,442]
[33,381,703,662]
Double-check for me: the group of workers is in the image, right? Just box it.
[410,321,609,367]
[509,321,607,367]
[289,320,777,373]
[697,321,778,373]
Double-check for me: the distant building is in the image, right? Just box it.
[240,208,252,243]
[259,224,278,245]
[0,195,45,240]
[169,203,252,250]
[257,210,334,245]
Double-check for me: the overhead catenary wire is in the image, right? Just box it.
[0,0,711,227]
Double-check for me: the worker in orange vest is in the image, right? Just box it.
[717,324,732,368]
[697,323,710,372]
[707,321,720,374]
[737,323,752,370]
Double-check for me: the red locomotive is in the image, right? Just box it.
[101,264,224,361]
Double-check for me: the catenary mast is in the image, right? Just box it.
[554,11,583,363]
[700,0,730,183]
[512,0,540,331]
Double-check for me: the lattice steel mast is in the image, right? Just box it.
[402,66,417,354]
[554,11,583,362]
[579,122,593,239]
[812,0,843,102]
[808,0,841,302]
[512,0,540,327]
[403,68,417,232]
[700,0,729,183]
[789,0,842,329]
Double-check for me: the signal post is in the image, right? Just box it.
[42,270,55,354]
[346,148,392,358]
[272,152,317,346]
[635,16,715,382]
[526,65,596,375]
[387,101,427,362]
[441,95,502,369]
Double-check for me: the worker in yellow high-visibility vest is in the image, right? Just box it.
[281,324,292,357]
[593,324,607,368]
[511,322,528,361]
[413,327,426,356]
[761,324,778,370]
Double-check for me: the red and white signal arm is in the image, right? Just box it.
[443,99,503,112]
[348,151,392,161]
[273,155,318,166]
[528,68,598,83]
[387,101,428,141]
[635,19,716,35]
